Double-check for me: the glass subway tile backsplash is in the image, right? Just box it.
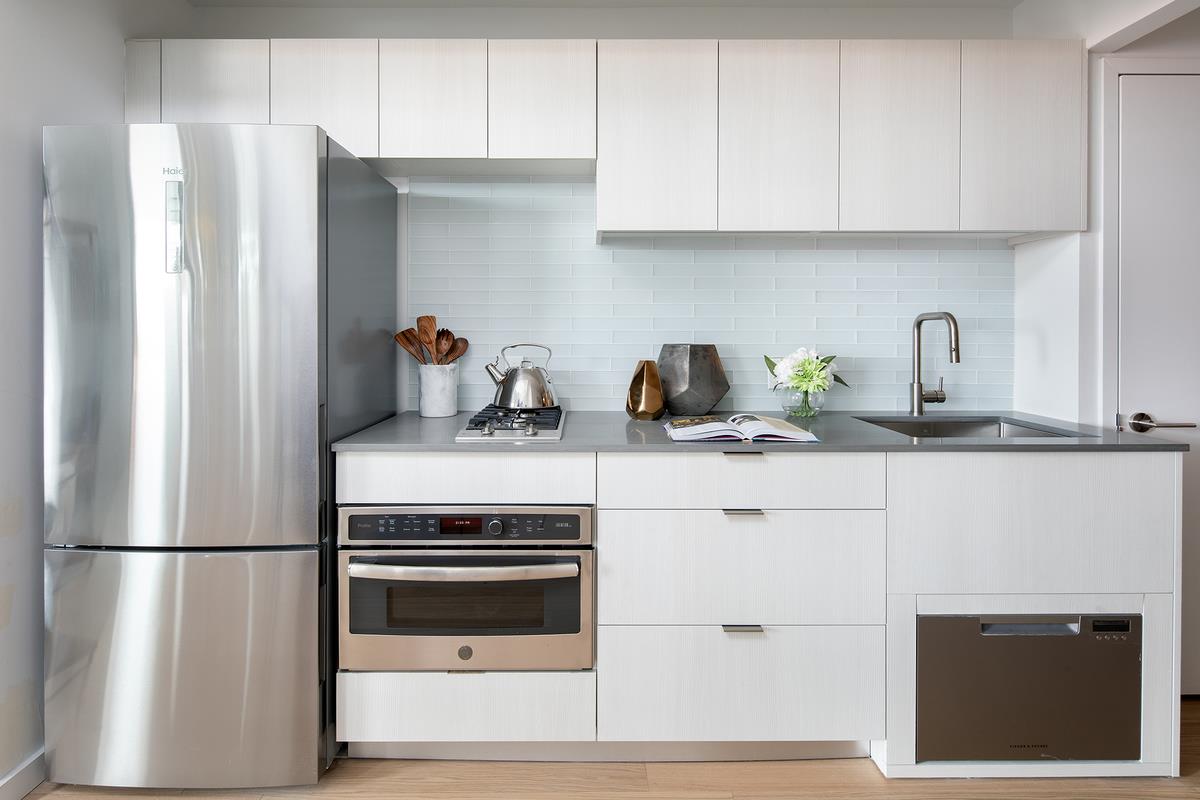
[405,177,1014,413]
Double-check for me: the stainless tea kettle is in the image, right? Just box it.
[485,343,560,409]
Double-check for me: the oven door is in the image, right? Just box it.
[338,549,594,671]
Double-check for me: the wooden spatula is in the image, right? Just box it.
[444,337,469,364]
[435,328,454,364]
[417,315,438,364]
[395,328,426,364]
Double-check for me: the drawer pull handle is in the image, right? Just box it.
[722,625,765,633]
[722,509,765,516]
[722,451,765,457]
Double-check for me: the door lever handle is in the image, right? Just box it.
[1129,412,1197,433]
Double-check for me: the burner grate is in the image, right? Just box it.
[466,404,563,431]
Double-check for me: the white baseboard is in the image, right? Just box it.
[0,750,45,800]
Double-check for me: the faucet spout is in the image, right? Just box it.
[910,312,961,416]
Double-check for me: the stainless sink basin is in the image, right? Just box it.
[857,416,1082,439]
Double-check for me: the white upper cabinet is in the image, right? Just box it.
[488,39,597,159]
[960,39,1086,232]
[597,40,718,232]
[839,40,960,231]
[161,40,270,124]
[718,40,839,232]
[379,39,487,158]
[270,39,380,158]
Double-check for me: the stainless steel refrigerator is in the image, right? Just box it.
[42,124,397,789]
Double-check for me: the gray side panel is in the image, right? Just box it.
[325,137,398,441]
[43,124,320,548]
[44,548,318,788]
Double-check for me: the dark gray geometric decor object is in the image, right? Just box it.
[656,343,730,416]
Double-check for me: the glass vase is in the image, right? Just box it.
[777,388,825,418]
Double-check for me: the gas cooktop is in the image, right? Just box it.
[454,405,565,442]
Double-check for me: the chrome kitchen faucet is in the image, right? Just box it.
[910,312,960,416]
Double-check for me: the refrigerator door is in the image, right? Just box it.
[44,547,318,788]
[44,124,321,548]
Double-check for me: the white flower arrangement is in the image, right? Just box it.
[764,347,851,393]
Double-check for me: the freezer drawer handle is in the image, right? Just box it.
[348,561,578,583]
[980,620,1081,636]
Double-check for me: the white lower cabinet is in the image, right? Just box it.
[597,625,885,742]
[597,510,885,625]
[337,671,597,742]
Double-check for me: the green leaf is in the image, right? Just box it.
[820,354,836,365]
[764,355,778,372]
[833,374,851,388]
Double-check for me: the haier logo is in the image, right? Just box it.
[162,167,185,176]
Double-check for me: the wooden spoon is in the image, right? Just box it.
[443,337,469,364]
[416,315,438,364]
[395,328,426,364]
[435,328,454,364]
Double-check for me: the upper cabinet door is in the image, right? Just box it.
[840,40,960,231]
[718,40,839,232]
[488,40,597,159]
[271,39,380,158]
[379,39,487,158]
[960,40,1085,232]
[597,40,718,232]
[161,40,270,124]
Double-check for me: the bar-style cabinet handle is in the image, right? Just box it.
[722,509,765,516]
[722,625,765,633]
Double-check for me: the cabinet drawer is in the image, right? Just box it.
[888,452,1178,594]
[597,510,884,625]
[337,671,596,742]
[597,452,884,509]
[336,452,596,504]
[597,625,884,741]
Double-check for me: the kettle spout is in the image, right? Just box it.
[485,361,505,385]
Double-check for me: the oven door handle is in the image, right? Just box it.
[347,561,580,582]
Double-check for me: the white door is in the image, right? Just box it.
[1118,74,1200,692]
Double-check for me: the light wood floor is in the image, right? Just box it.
[31,699,1200,799]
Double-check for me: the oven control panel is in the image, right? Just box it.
[345,511,585,542]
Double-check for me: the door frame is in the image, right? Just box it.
[1101,56,1200,428]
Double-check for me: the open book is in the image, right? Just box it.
[663,414,819,443]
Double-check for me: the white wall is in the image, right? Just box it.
[1013,0,1200,50]
[1013,235,1081,420]
[133,5,1013,39]
[1116,5,1200,53]
[0,1,191,795]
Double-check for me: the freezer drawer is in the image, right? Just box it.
[44,548,318,788]
[916,614,1141,762]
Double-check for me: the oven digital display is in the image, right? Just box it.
[439,516,483,534]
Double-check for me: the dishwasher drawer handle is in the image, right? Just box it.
[348,562,579,583]
[980,621,1081,636]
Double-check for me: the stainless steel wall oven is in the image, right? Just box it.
[338,506,594,671]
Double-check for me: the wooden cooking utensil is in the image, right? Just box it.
[417,315,438,364]
[396,328,427,364]
[444,337,469,364]
[436,328,454,364]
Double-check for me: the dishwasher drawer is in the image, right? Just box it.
[916,614,1141,762]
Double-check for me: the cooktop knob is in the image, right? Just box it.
[487,518,504,536]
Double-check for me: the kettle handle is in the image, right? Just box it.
[500,343,552,367]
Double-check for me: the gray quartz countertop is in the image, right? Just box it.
[333,410,1188,453]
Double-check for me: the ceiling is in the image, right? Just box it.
[187,0,1023,8]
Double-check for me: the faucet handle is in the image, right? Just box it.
[922,377,948,405]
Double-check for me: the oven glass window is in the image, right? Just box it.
[385,583,545,629]
[348,554,583,637]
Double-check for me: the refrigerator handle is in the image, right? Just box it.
[165,180,184,274]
